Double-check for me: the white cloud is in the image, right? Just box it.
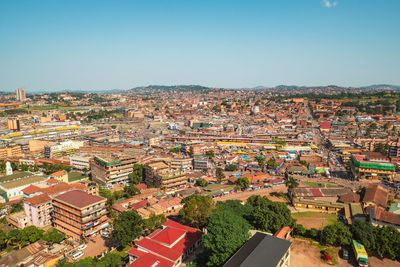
[321,0,338,8]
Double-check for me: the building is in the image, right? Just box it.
[362,184,388,208]
[69,154,92,171]
[0,172,47,202]
[224,232,291,267]
[127,219,202,267]
[0,145,22,160]
[7,211,28,229]
[91,153,137,185]
[7,119,20,131]
[23,193,52,228]
[350,154,396,180]
[15,88,26,102]
[145,161,187,189]
[52,190,108,240]
[44,140,85,158]
[193,157,208,171]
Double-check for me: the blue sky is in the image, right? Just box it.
[0,0,399,91]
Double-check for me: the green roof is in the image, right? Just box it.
[0,172,32,183]
[351,156,396,171]
[94,156,122,167]
[68,171,87,182]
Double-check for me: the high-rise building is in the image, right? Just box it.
[15,88,26,102]
[7,119,20,131]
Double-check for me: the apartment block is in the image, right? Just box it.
[52,190,108,240]
[24,193,52,228]
[91,153,137,185]
[0,145,22,160]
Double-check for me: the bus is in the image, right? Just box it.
[352,240,368,267]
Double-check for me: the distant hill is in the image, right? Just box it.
[359,84,400,90]
[124,85,215,94]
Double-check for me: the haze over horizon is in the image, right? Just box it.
[1,0,399,92]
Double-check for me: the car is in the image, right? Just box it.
[101,232,109,238]
[67,250,77,257]
[341,248,349,260]
[72,252,84,260]
[58,257,67,263]
[77,244,87,251]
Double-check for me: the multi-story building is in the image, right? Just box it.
[44,140,85,158]
[91,153,137,185]
[350,154,396,180]
[193,156,208,171]
[169,157,193,172]
[23,193,52,228]
[52,190,108,240]
[0,145,22,160]
[7,119,20,131]
[15,88,26,102]
[69,154,92,171]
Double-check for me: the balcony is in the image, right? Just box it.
[82,209,107,224]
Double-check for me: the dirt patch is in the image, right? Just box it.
[291,239,400,267]
[292,212,337,229]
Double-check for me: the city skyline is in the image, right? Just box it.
[1,0,399,91]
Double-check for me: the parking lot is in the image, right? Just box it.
[66,234,111,261]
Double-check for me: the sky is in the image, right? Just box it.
[0,0,399,92]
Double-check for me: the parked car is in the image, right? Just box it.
[72,252,84,260]
[78,244,87,251]
[67,250,77,257]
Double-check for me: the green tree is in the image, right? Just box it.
[246,195,295,233]
[143,214,167,235]
[195,178,208,187]
[215,167,225,182]
[111,210,143,247]
[96,253,124,267]
[43,228,67,244]
[350,221,377,252]
[170,147,180,154]
[179,195,214,229]
[236,177,250,190]
[375,226,400,259]
[256,156,265,168]
[123,185,140,197]
[205,150,215,159]
[17,226,44,247]
[285,176,299,199]
[215,200,253,218]
[10,203,23,214]
[320,222,352,246]
[203,210,250,266]
[266,158,278,169]
[128,164,145,185]
[225,164,238,171]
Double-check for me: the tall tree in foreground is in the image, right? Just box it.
[203,210,251,266]
[179,195,214,229]
[111,210,143,247]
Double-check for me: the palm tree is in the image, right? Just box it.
[285,176,299,203]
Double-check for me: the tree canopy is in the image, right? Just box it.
[179,195,214,229]
[111,210,143,247]
[203,210,250,266]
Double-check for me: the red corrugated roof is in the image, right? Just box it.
[22,185,41,195]
[129,219,202,263]
[320,121,331,129]
[310,188,323,197]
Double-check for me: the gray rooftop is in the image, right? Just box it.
[224,232,291,267]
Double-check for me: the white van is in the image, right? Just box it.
[72,251,84,260]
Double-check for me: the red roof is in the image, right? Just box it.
[50,170,66,177]
[127,248,173,267]
[129,200,148,210]
[320,121,331,129]
[24,193,51,205]
[22,185,41,195]
[46,178,60,184]
[310,188,323,197]
[54,190,106,209]
[128,219,202,263]
[134,183,147,190]
[150,226,187,246]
